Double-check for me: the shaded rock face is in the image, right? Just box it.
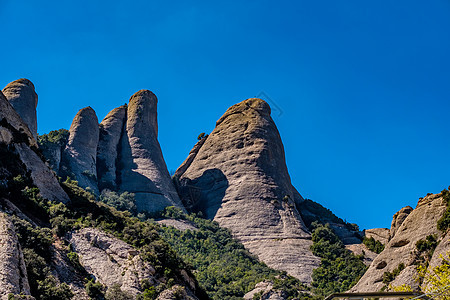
[0,212,32,299]
[69,228,157,296]
[0,90,36,147]
[176,98,319,283]
[351,193,446,292]
[97,105,127,191]
[61,107,99,194]
[2,79,38,140]
[0,90,69,203]
[389,206,413,241]
[15,143,70,203]
[118,90,183,212]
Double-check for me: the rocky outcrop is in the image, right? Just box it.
[97,105,127,191]
[0,90,36,147]
[2,79,38,140]
[365,228,389,245]
[0,90,69,203]
[118,90,183,212]
[351,193,446,292]
[69,228,157,296]
[389,206,413,240]
[15,143,70,203]
[61,107,99,194]
[0,212,33,299]
[156,285,198,300]
[175,98,319,283]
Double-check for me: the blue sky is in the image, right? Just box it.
[1,1,450,230]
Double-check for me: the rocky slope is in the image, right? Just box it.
[351,193,447,292]
[175,98,319,283]
[0,212,32,299]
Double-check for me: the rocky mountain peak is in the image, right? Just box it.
[175,97,319,283]
[118,90,183,212]
[2,78,38,140]
[127,89,158,137]
[60,106,99,194]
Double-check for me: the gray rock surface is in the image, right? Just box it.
[61,107,99,194]
[0,90,36,147]
[351,193,446,292]
[69,228,157,296]
[118,90,183,212]
[345,243,378,266]
[176,98,319,283]
[156,284,198,300]
[389,206,413,241]
[0,89,69,203]
[15,143,70,203]
[365,228,389,245]
[244,281,288,300]
[2,79,38,140]
[157,219,198,232]
[97,105,127,191]
[0,212,33,299]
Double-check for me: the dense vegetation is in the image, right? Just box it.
[0,144,207,300]
[297,199,359,232]
[363,236,384,254]
[157,207,316,300]
[37,128,69,148]
[309,222,367,297]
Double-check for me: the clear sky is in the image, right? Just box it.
[1,1,450,230]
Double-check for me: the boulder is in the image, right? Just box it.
[175,98,319,283]
[97,105,127,191]
[2,79,38,140]
[0,212,33,299]
[61,107,99,194]
[118,90,183,212]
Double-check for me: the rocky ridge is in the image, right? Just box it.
[351,193,447,292]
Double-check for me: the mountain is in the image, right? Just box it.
[2,77,450,299]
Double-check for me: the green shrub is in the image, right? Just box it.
[85,279,105,299]
[99,190,137,215]
[363,236,384,254]
[438,188,450,231]
[382,263,405,284]
[105,284,133,300]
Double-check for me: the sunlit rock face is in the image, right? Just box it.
[176,98,319,283]
[61,106,100,194]
[2,79,38,140]
[117,90,184,212]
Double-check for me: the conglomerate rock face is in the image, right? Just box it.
[2,79,38,140]
[118,90,183,212]
[0,212,33,299]
[175,98,319,283]
[60,107,99,194]
[69,228,157,296]
[97,105,127,191]
[0,88,69,203]
[351,193,447,292]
